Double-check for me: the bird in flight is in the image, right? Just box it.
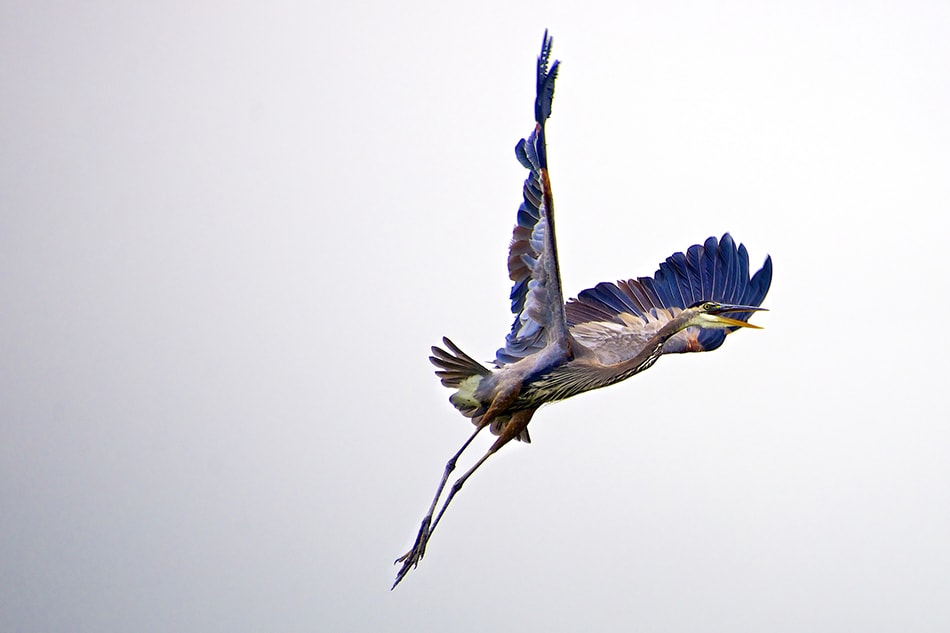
[393,32,772,589]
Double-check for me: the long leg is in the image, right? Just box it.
[392,424,486,585]
[392,409,535,589]
[428,409,534,537]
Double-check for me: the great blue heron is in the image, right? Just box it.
[393,32,771,589]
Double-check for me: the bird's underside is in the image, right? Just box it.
[392,31,771,590]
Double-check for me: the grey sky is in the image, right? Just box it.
[2,1,949,631]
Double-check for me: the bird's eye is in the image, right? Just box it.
[703,301,716,311]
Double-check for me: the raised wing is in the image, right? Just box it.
[566,234,772,361]
[497,31,571,366]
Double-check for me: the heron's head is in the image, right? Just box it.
[685,301,767,330]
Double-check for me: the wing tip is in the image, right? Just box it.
[535,30,559,126]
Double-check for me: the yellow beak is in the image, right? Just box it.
[714,315,763,329]
[708,304,767,329]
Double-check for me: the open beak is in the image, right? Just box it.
[709,304,768,329]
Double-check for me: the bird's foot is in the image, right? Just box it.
[392,516,431,589]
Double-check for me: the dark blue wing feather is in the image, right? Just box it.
[650,266,680,308]
[701,236,718,298]
[744,252,773,306]
[685,243,705,301]
[619,277,663,313]
[718,233,738,300]
[565,233,772,352]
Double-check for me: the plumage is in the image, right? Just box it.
[566,234,772,355]
[394,32,772,589]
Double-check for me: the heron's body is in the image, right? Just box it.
[442,313,680,414]
[393,33,772,588]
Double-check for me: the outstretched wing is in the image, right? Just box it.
[566,234,772,362]
[496,31,572,366]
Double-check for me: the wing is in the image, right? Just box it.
[496,31,572,366]
[565,234,772,362]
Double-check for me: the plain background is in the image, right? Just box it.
[3,1,949,631]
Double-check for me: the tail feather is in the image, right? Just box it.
[429,337,490,388]
[429,338,531,443]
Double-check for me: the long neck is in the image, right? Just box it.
[596,310,696,384]
[518,310,697,406]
